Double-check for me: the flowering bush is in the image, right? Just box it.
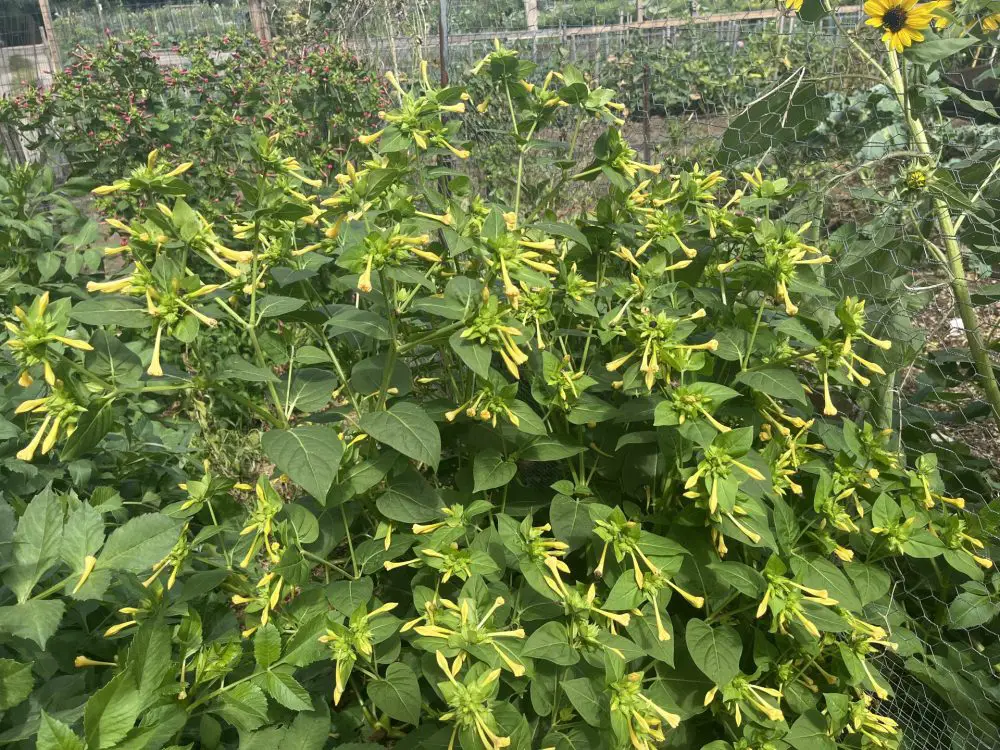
[0,41,997,750]
[0,32,383,213]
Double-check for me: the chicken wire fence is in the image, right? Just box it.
[1,1,1000,747]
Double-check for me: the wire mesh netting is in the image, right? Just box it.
[1,1,999,747]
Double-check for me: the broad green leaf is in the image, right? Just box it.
[792,557,862,612]
[948,592,999,629]
[376,469,442,523]
[284,703,331,749]
[325,305,391,340]
[0,659,33,710]
[37,711,85,750]
[904,37,976,65]
[0,599,65,648]
[734,368,807,406]
[98,513,182,573]
[360,402,441,471]
[550,495,593,550]
[709,561,765,598]
[61,399,115,461]
[254,623,281,669]
[449,331,492,378]
[784,709,836,750]
[843,562,890,606]
[261,426,345,501]
[327,577,374,617]
[256,294,305,319]
[367,662,421,725]
[71,296,149,328]
[6,487,64,601]
[523,621,579,665]
[560,678,603,727]
[685,619,742,686]
[84,671,141,749]
[220,355,278,383]
[473,450,517,493]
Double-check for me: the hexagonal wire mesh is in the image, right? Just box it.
[1,0,998,746]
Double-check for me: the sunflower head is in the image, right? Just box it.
[865,0,936,51]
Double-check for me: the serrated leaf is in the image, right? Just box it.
[367,662,421,725]
[6,487,64,601]
[0,599,65,648]
[263,670,312,710]
[0,659,33,710]
[254,623,281,669]
[261,426,345,502]
[37,711,85,750]
[216,682,269,733]
[360,402,441,471]
[84,671,141,749]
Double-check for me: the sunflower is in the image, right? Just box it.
[865,0,937,51]
[932,0,951,27]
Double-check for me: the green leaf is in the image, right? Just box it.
[449,331,492,378]
[325,305,391,340]
[550,495,593,550]
[61,399,115,461]
[473,450,517,492]
[520,437,585,461]
[220,355,278,383]
[843,562,890,606]
[126,620,172,705]
[532,221,590,250]
[734,368,807,406]
[709,562,765,598]
[685,619,742,686]
[5,487,64,601]
[37,711,86,750]
[784,709,836,750]
[904,37,976,65]
[261,426,344,501]
[375,469,442,523]
[791,557,862,612]
[367,662,421,725]
[254,623,282,669]
[0,659,33,710]
[948,592,999,629]
[327,577,374,617]
[71,296,150,328]
[360,402,441,471]
[284,703,331,749]
[256,294,306,319]
[216,682,269,733]
[523,621,579,665]
[98,513,182,573]
[263,670,313,711]
[0,600,65,648]
[84,671,141,749]
[560,678,603,727]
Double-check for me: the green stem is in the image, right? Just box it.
[340,505,359,578]
[888,49,1000,426]
[742,297,767,370]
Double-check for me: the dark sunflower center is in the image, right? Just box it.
[882,6,909,32]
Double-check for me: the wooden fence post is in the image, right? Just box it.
[248,0,271,41]
[524,0,538,30]
[37,0,61,72]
